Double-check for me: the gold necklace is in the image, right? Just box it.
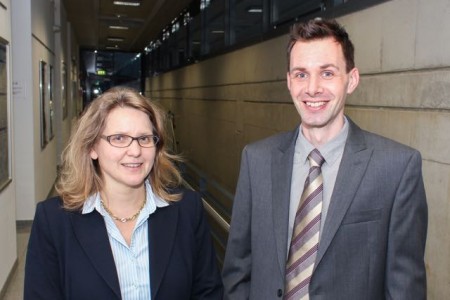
[100,198,146,223]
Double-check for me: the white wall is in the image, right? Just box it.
[12,0,68,220]
[31,0,58,209]
[11,0,35,221]
[0,0,18,293]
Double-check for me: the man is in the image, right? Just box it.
[222,18,427,299]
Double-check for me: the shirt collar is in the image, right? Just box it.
[82,180,169,216]
[295,116,349,166]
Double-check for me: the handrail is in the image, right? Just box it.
[183,180,230,232]
[167,111,233,237]
[183,161,234,203]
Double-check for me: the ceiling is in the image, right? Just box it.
[62,0,193,53]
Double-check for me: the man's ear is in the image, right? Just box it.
[287,72,291,90]
[347,67,360,94]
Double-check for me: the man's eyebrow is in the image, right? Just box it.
[289,64,340,72]
[289,67,307,73]
[320,63,340,70]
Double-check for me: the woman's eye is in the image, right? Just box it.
[139,136,150,143]
[111,134,126,141]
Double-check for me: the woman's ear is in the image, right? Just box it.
[90,148,98,160]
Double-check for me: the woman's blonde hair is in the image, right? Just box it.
[55,86,182,210]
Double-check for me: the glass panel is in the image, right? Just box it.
[176,24,188,66]
[189,12,202,59]
[272,0,323,25]
[231,0,264,44]
[205,0,226,54]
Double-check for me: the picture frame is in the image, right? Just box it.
[62,62,68,119]
[39,60,48,148]
[0,40,11,191]
[48,64,54,140]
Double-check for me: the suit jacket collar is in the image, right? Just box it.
[272,127,299,275]
[70,203,179,300]
[314,118,373,268]
[148,204,179,299]
[70,211,122,299]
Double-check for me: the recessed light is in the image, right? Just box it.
[113,1,140,7]
[247,7,263,13]
[109,25,129,30]
[107,37,124,42]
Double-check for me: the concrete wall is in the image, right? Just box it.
[147,0,450,298]
[0,0,18,293]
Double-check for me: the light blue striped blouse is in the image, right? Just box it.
[82,181,168,300]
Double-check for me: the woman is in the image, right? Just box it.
[24,87,223,299]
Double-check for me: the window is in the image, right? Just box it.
[144,0,390,74]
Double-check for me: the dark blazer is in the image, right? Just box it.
[24,189,223,300]
[222,118,428,299]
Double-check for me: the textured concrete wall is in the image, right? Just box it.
[147,0,450,297]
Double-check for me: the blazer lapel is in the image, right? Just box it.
[70,211,121,299]
[272,128,298,275]
[314,119,373,268]
[148,204,179,299]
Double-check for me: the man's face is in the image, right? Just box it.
[287,37,359,138]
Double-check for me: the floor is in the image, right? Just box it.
[2,223,31,300]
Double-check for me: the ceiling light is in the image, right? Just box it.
[113,1,140,6]
[247,6,263,13]
[211,30,224,34]
[107,37,124,42]
[109,25,129,30]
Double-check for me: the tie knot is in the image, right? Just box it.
[308,149,325,167]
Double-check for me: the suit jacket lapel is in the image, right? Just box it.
[148,204,179,299]
[70,211,121,299]
[314,119,373,268]
[272,128,298,275]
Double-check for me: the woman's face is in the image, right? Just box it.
[90,106,157,191]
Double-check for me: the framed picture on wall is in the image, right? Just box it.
[39,60,48,148]
[49,65,54,140]
[0,40,11,192]
[62,62,68,119]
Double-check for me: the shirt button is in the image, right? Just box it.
[277,289,283,297]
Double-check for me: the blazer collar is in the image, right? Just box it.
[272,127,299,276]
[70,211,122,299]
[148,203,179,299]
[314,117,373,269]
[71,200,179,300]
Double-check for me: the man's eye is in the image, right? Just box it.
[322,71,334,78]
[294,72,308,79]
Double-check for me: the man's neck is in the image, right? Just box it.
[301,118,345,148]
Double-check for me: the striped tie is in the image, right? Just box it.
[285,149,325,300]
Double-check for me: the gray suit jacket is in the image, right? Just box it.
[222,118,427,300]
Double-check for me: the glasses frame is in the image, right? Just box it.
[101,134,160,148]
